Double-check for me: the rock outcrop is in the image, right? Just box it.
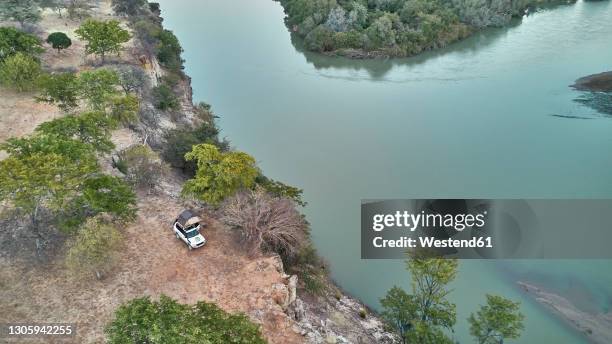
[288,290,397,344]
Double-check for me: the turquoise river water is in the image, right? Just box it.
[157,1,612,342]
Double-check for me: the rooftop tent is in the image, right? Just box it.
[177,210,202,227]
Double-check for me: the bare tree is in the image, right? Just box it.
[221,188,307,259]
[114,64,147,95]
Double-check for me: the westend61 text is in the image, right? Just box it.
[373,236,493,249]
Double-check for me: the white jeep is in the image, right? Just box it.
[173,210,206,250]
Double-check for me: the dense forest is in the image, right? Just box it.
[277,0,569,57]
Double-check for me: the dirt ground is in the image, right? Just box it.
[0,89,62,159]
[0,3,140,158]
[0,190,302,344]
[0,3,304,344]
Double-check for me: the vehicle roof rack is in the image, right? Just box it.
[177,210,202,227]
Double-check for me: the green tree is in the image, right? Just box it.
[108,94,139,125]
[77,69,121,110]
[105,295,266,344]
[152,83,179,111]
[0,52,42,91]
[255,175,306,206]
[0,141,97,235]
[57,175,137,232]
[2,133,97,164]
[46,32,72,53]
[65,216,122,278]
[75,19,131,62]
[0,133,111,243]
[35,111,116,153]
[37,72,79,112]
[156,29,183,71]
[0,0,41,28]
[81,175,137,220]
[0,27,43,62]
[116,145,166,190]
[162,121,228,175]
[381,252,458,343]
[304,25,335,52]
[182,144,258,205]
[468,295,525,344]
[111,0,146,16]
[405,254,458,343]
[380,286,418,344]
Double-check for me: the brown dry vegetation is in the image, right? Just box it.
[0,3,304,344]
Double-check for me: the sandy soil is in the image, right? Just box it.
[0,89,62,155]
[0,189,302,344]
[519,282,612,344]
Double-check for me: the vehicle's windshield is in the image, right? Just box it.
[185,229,200,238]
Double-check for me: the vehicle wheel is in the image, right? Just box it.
[188,244,193,251]
[175,232,179,239]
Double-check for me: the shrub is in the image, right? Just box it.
[0,0,41,28]
[161,121,227,174]
[0,27,43,62]
[156,29,183,71]
[182,144,258,205]
[138,106,159,127]
[0,52,42,91]
[111,0,147,16]
[65,216,122,279]
[152,83,179,110]
[80,175,137,220]
[161,71,182,87]
[132,19,161,54]
[305,25,335,52]
[255,175,306,206]
[333,30,363,49]
[194,101,215,122]
[116,145,165,190]
[35,111,116,153]
[77,69,121,110]
[58,175,137,231]
[106,295,266,343]
[67,0,92,20]
[289,243,328,294]
[36,72,79,112]
[149,3,160,13]
[109,94,139,126]
[221,188,308,259]
[114,64,147,95]
[46,32,72,53]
